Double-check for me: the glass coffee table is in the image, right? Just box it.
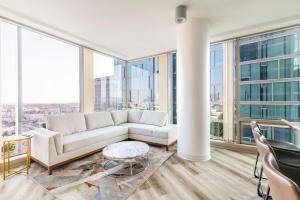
[103,141,149,176]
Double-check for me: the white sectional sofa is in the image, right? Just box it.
[30,110,177,174]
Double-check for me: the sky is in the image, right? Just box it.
[94,52,114,78]
[0,21,114,104]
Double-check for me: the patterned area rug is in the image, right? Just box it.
[30,146,174,200]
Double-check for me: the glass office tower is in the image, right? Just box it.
[127,57,159,110]
[239,28,300,144]
[94,59,126,111]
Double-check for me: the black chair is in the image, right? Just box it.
[273,147,300,187]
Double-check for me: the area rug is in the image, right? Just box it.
[30,146,174,200]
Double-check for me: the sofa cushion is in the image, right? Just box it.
[121,123,175,139]
[152,125,177,140]
[111,110,128,125]
[85,112,114,130]
[47,113,86,136]
[63,126,128,153]
[128,110,143,123]
[120,123,153,137]
[139,110,167,127]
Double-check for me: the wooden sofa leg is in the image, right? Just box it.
[166,145,169,151]
[48,167,53,175]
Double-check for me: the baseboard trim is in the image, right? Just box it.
[210,140,257,154]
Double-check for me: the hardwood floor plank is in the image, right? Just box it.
[0,147,262,200]
[148,174,168,195]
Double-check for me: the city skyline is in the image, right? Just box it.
[1,21,116,104]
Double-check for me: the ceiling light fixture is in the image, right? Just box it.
[175,5,187,24]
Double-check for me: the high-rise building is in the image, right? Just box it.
[239,28,300,144]
[94,60,126,111]
[127,57,159,110]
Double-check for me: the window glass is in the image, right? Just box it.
[240,64,250,81]
[240,85,250,101]
[240,104,250,118]
[22,29,80,131]
[267,37,284,57]
[210,44,224,140]
[239,28,300,145]
[286,105,300,121]
[250,84,260,101]
[273,82,285,101]
[0,22,18,136]
[241,123,296,145]
[285,34,299,54]
[127,57,159,110]
[280,58,300,78]
[267,60,278,79]
[240,42,259,62]
[250,63,260,80]
[93,52,126,111]
[250,105,261,119]
[170,53,177,124]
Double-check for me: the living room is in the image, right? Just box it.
[0,0,300,200]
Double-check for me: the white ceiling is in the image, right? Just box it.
[0,0,300,60]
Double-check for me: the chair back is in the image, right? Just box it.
[251,121,262,141]
[256,135,272,159]
[263,153,300,200]
[251,121,260,131]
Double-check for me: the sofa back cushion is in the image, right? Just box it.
[139,110,167,127]
[85,112,114,130]
[47,113,87,136]
[111,110,128,125]
[128,110,143,123]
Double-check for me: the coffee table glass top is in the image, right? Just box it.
[103,141,149,160]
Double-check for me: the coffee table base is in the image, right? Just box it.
[104,157,149,177]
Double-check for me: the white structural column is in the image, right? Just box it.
[177,18,211,161]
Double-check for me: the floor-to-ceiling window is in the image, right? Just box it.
[22,28,80,131]
[127,57,159,110]
[0,21,18,136]
[93,52,126,111]
[1,17,300,148]
[210,44,224,139]
[239,28,300,144]
[169,52,177,124]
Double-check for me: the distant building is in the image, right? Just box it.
[94,61,126,111]
[240,28,300,144]
[127,57,159,110]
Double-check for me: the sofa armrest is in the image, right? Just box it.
[29,128,63,165]
[164,124,177,131]
[164,124,177,144]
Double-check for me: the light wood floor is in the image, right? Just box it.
[0,147,261,200]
